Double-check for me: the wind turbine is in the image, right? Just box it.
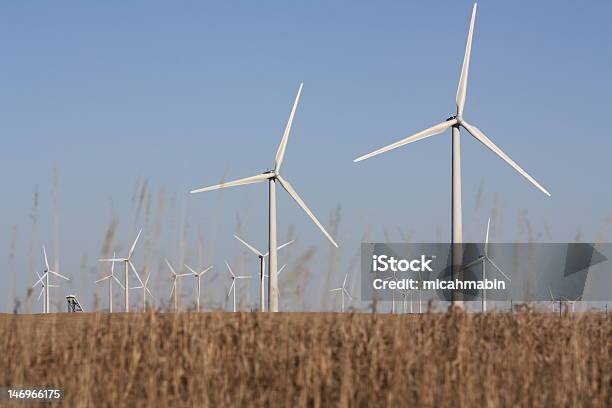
[167,259,191,312]
[226,261,252,312]
[131,270,155,311]
[329,270,352,312]
[562,295,581,313]
[95,252,125,313]
[99,229,144,312]
[234,235,294,312]
[34,271,58,313]
[32,246,69,313]
[184,264,213,312]
[462,218,511,312]
[353,3,550,306]
[190,83,339,312]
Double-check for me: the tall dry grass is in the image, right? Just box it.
[1,311,609,407]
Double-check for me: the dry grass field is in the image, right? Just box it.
[1,310,610,407]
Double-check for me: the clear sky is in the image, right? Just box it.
[1,1,610,312]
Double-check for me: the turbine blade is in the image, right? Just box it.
[343,270,350,287]
[146,287,155,300]
[50,270,70,281]
[456,3,478,116]
[276,240,295,251]
[277,175,339,248]
[461,121,551,197]
[548,286,554,301]
[225,261,236,278]
[129,260,144,287]
[112,275,125,290]
[354,119,457,162]
[278,264,287,276]
[43,245,50,271]
[99,258,125,262]
[227,281,235,298]
[234,235,263,257]
[184,264,198,276]
[343,288,353,300]
[201,266,214,275]
[275,82,303,171]
[37,287,45,301]
[165,258,177,276]
[190,173,272,194]
[95,275,111,283]
[128,229,142,259]
[462,256,484,270]
[330,288,342,292]
[32,273,47,288]
[170,280,176,297]
[486,258,511,282]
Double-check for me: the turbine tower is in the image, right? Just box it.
[191,83,338,312]
[32,246,69,313]
[234,234,293,312]
[462,218,511,312]
[99,229,144,312]
[95,252,125,313]
[353,3,550,306]
[185,264,213,312]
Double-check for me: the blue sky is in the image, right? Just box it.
[0,1,610,312]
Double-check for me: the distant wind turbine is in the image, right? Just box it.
[32,246,69,313]
[226,261,251,312]
[354,3,550,306]
[330,270,352,312]
[191,83,339,312]
[184,264,213,312]
[99,229,144,312]
[462,218,511,312]
[34,271,58,313]
[95,252,125,313]
[131,270,155,311]
[234,235,293,312]
[167,258,191,312]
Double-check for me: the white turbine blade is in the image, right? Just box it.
[234,235,263,257]
[32,272,47,288]
[343,288,353,300]
[170,280,176,297]
[225,261,236,278]
[95,275,111,283]
[112,275,125,290]
[200,266,214,276]
[49,270,70,281]
[184,264,198,276]
[276,240,295,251]
[165,258,177,276]
[275,82,303,171]
[354,119,457,163]
[190,173,272,194]
[130,285,143,290]
[330,288,342,292]
[461,121,551,197]
[277,176,339,248]
[462,256,484,270]
[484,217,491,256]
[48,284,59,288]
[237,275,252,279]
[456,3,478,116]
[342,270,350,288]
[37,287,45,302]
[43,245,50,271]
[278,264,287,276]
[487,258,511,282]
[145,287,155,300]
[227,281,235,298]
[548,286,555,301]
[177,273,192,278]
[128,260,144,286]
[99,258,125,262]
[128,229,142,259]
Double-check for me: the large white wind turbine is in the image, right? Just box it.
[32,246,69,313]
[34,271,58,313]
[226,261,252,312]
[167,259,191,312]
[354,3,550,304]
[191,83,339,312]
[99,229,144,312]
[462,218,511,312]
[234,235,293,312]
[95,252,125,313]
[184,264,213,312]
[329,270,352,312]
